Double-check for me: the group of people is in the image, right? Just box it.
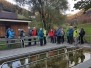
[48,26,85,45]
[28,27,47,46]
[66,26,85,45]
[6,26,85,47]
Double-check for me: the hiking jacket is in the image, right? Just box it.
[69,29,74,37]
[66,30,69,36]
[28,29,32,36]
[73,29,79,38]
[32,29,37,36]
[49,30,54,37]
[38,30,44,39]
[56,28,61,36]
[43,29,47,37]
[8,30,13,38]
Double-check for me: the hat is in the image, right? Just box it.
[40,28,42,30]
[28,27,30,29]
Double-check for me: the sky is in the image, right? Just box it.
[6,0,81,14]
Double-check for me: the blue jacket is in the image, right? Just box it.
[38,30,44,39]
[11,31,15,38]
[8,30,13,38]
[56,28,62,36]
[69,29,74,36]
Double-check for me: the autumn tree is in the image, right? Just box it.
[15,0,68,30]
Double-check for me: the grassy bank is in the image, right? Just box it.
[77,23,91,35]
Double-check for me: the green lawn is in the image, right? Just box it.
[77,23,91,35]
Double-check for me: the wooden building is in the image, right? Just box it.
[0,12,31,37]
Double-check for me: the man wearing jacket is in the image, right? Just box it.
[28,27,32,46]
[56,28,61,44]
[69,27,74,44]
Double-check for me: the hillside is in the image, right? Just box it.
[67,9,91,24]
[0,0,31,19]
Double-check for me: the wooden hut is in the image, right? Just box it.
[0,12,31,37]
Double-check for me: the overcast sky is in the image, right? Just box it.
[6,0,81,14]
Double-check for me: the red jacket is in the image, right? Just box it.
[49,31,54,37]
[32,29,37,36]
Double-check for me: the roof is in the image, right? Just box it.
[0,18,31,22]
[0,12,18,19]
[0,12,31,22]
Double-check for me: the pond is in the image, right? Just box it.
[0,48,91,68]
[69,52,91,68]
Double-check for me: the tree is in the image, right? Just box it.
[15,0,68,30]
[74,0,91,13]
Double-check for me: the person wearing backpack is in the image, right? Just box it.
[19,29,25,47]
[38,28,44,46]
[28,27,32,46]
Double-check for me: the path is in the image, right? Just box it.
[0,42,90,60]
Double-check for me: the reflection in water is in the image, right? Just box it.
[1,52,91,68]
[69,53,90,67]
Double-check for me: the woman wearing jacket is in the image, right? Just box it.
[32,27,37,45]
[49,29,54,43]
[7,29,14,48]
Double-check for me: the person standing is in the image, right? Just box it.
[79,28,85,44]
[7,28,13,48]
[73,26,79,46]
[38,28,44,46]
[69,27,74,44]
[54,29,57,43]
[61,28,65,43]
[66,28,70,43]
[19,29,25,47]
[32,27,37,45]
[28,27,32,46]
[56,28,61,44]
[43,29,47,45]
[6,28,11,38]
[11,29,15,38]
[49,29,54,43]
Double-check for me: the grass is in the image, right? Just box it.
[77,23,91,35]
[18,14,28,19]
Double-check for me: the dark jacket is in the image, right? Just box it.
[79,29,85,37]
[28,29,32,36]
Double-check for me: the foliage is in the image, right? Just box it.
[15,0,68,30]
[0,0,31,18]
[74,0,91,13]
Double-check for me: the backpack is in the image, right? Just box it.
[40,32,44,37]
